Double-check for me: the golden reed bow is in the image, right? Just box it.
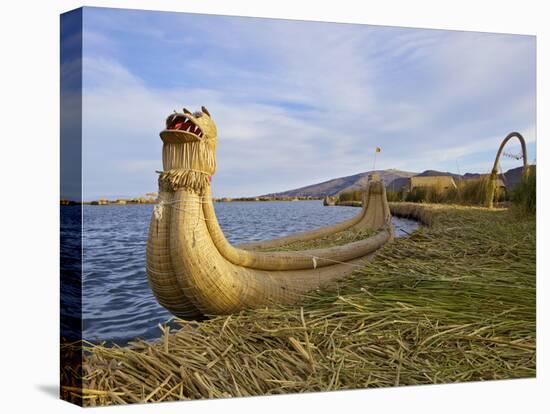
[146,107,393,319]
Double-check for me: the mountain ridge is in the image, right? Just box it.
[262,169,416,198]
[261,166,531,198]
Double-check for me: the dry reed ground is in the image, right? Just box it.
[74,203,535,406]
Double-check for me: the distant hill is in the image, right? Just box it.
[262,169,416,198]
[416,170,461,178]
[261,165,533,199]
[502,165,535,188]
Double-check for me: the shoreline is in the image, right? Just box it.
[62,197,326,206]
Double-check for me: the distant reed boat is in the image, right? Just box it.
[146,106,394,319]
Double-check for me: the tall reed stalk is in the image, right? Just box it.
[510,169,536,215]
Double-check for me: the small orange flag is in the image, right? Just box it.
[376,147,381,153]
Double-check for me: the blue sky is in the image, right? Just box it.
[77,7,536,200]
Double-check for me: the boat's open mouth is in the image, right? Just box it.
[160,113,205,143]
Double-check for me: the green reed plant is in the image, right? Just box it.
[405,187,427,203]
[386,190,403,202]
[338,190,363,203]
[403,176,507,206]
[511,169,536,215]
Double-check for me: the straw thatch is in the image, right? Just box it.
[79,202,535,406]
[410,175,457,190]
[146,107,393,318]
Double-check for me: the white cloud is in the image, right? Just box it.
[80,16,536,199]
[117,160,161,173]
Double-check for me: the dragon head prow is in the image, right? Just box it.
[160,106,217,147]
[158,106,217,194]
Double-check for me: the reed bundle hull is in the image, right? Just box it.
[146,107,393,318]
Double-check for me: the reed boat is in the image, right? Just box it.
[146,106,394,319]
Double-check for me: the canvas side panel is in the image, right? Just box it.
[60,7,83,407]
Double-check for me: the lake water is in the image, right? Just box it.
[76,201,419,344]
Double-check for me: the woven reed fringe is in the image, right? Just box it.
[159,139,216,194]
[162,141,216,172]
[159,169,210,194]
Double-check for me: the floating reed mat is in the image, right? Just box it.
[79,203,535,406]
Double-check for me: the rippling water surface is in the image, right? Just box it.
[81,201,419,344]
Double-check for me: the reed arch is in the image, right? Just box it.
[486,132,528,208]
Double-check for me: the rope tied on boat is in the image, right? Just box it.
[154,196,211,222]
[153,203,164,221]
[157,168,212,194]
